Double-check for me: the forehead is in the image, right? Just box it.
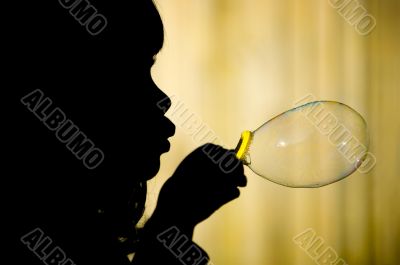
[99,0,165,57]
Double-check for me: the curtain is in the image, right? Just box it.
[145,0,400,264]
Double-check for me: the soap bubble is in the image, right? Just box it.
[235,101,370,188]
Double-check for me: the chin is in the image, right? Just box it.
[140,155,161,181]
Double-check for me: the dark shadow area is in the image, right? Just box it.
[4,1,246,264]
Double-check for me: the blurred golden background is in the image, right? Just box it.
[145,0,399,264]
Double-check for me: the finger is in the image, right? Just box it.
[218,152,247,187]
[234,171,247,187]
[201,143,227,164]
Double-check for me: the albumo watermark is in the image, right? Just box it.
[329,0,376,36]
[157,95,240,174]
[294,94,376,174]
[21,227,76,265]
[21,89,104,170]
[157,226,214,265]
[58,0,107,36]
[293,228,348,265]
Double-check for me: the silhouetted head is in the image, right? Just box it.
[11,0,174,260]
[19,0,174,178]
[17,1,174,187]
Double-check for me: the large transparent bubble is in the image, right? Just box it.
[235,101,370,188]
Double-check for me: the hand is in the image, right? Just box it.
[149,144,247,231]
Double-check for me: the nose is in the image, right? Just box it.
[151,78,172,115]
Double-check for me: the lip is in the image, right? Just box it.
[159,140,171,153]
[159,122,175,153]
